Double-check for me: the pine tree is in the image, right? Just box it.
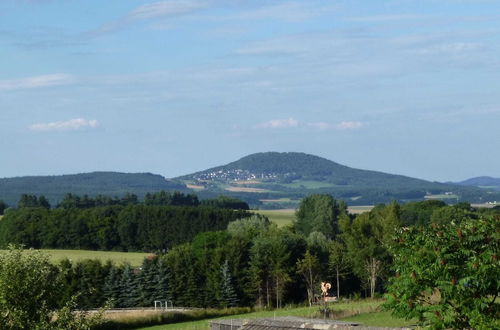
[103,266,121,307]
[137,257,159,307]
[153,259,170,302]
[219,259,239,308]
[118,264,139,307]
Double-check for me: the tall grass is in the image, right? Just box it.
[95,307,252,330]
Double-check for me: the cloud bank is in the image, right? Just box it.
[30,118,99,132]
[0,74,74,91]
[256,118,299,129]
[257,119,364,130]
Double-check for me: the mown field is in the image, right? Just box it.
[254,206,373,227]
[0,249,152,267]
[136,299,415,330]
[253,209,296,227]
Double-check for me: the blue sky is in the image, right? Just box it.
[1,0,499,181]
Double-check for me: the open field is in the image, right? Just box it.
[342,310,416,328]
[233,180,260,185]
[137,300,414,330]
[0,249,152,267]
[259,198,293,203]
[348,205,374,214]
[254,209,295,227]
[283,180,336,189]
[225,186,270,193]
[424,193,458,199]
[255,206,373,227]
[186,184,205,190]
[472,203,499,208]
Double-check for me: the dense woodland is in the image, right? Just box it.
[0,192,250,251]
[0,192,498,328]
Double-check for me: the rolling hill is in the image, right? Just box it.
[177,152,500,207]
[0,172,185,206]
[455,176,500,191]
[1,153,499,208]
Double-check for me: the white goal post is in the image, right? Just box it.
[154,300,173,310]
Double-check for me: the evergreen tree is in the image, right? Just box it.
[119,264,139,307]
[0,200,8,215]
[103,265,122,307]
[153,258,170,303]
[219,259,239,307]
[137,257,160,307]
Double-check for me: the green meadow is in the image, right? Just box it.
[0,249,152,267]
[253,209,296,227]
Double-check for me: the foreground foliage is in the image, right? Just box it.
[384,215,500,329]
[0,246,104,330]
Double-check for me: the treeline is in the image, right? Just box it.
[5,191,249,210]
[0,205,250,251]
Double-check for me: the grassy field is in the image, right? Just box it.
[254,206,373,227]
[253,209,295,227]
[424,194,459,200]
[348,205,374,214]
[283,180,336,189]
[0,249,152,267]
[341,310,416,327]
[137,300,414,330]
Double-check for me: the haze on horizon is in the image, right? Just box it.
[1,0,499,182]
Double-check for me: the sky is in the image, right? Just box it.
[1,0,499,182]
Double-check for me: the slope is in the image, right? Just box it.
[0,172,185,206]
[178,152,499,207]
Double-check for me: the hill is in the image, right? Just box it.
[0,172,185,206]
[455,176,500,191]
[177,152,500,207]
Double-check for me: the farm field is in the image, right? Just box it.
[282,180,336,189]
[253,209,295,227]
[424,193,458,200]
[0,249,152,267]
[254,206,374,227]
[138,299,415,329]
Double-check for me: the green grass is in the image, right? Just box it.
[2,249,152,267]
[283,180,336,189]
[341,310,417,327]
[137,300,414,330]
[254,206,373,227]
[253,209,295,227]
[347,205,374,214]
[424,194,459,199]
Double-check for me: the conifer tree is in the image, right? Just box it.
[137,257,159,307]
[103,266,122,307]
[119,264,139,307]
[153,258,170,303]
[220,259,239,307]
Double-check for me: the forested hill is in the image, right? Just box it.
[0,172,185,206]
[180,152,441,187]
[177,152,500,206]
[455,176,500,191]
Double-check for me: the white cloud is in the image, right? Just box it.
[89,0,208,36]
[347,15,427,23]
[307,122,332,130]
[256,118,299,129]
[307,121,365,130]
[0,74,74,91]
[416,42,481,55]
[230,2,337,22]
[335,121,364,130]
[30,118,99,132]
[128,0,207,20]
